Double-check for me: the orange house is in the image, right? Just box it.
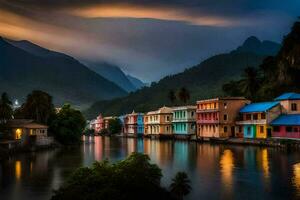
[196,97,249,139]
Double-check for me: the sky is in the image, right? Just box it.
[0,0,299,82]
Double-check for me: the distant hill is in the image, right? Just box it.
[0,37,127,106]
[85,62,137,92]
[126,75,146,89]
[84,36,281,119]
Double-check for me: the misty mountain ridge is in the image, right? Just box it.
[0,37,127,106]
[84,36,281,118]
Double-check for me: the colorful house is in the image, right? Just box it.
[103,116,114,129]
[172,106,196,138]
[196,97,249,139]
[124,111,144,137]
[90,114,104,134]
[269,92,300,139]
[144,106,173,137]
[271,114,300,139]
[275,92,300,114]
[237,102,282,139]
[6,119,52,146]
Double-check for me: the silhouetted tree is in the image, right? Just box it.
[240,67,261,100]
[52,153,175,200]
[16,90,55,124]
[108,118,122,134]
[0,92,13,124]
[168,90,176,104]
[178,87,190,104]
[170,172,192,200]
[49,104,86,145]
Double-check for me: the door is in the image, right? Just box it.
[230,126,235,137]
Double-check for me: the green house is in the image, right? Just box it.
[172,106,196,135]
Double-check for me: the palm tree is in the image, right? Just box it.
[168,90,176,104]
[20,90,55,124]
[0,92,13,124]
[170,172,192,200]
[178,87,190,104]
[240,67,260,100]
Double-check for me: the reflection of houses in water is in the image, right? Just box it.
[220,149,234,197]
[293,163,300,196]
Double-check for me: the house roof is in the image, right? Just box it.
[197,97,247,103]
[239,102,279,113]
[274,93,300,101]
[172,105,196,111]
[147,106,173,115]
[271,114,300,126]
[6,119,48,129]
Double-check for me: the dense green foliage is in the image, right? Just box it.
[85,37,279,119]
[0,37,126,106]
[0,93,13,124]
[49,104,86,145]
[0,93,13,132]
[223,19,300,101]
[15,90,55,124]
[51,153,175,200]
[108,118,122,134]
[170,172,192,200]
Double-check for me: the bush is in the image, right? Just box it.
[51,153,175,200]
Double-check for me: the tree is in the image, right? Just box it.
[240,67,261,100]
[49,104,86,145]
[0,92,13,124]
[170,172,192,200]
[108,118,122,134]
[16,90,55,124]
[51,153,175,200]
[178,87,190,104]
[168,90,177,104]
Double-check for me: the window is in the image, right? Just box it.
[191,111,194,117]
[286,126,293,132]
[224,126,228,133]
[224,102,227,109]
[214,103,217,109]
[292,103,298,111]
[223,114,228,121]
[273,126,280,132]
[238,126,242,133]
[253,114,258,120]
[247,127,251,135]
[166,116,170,121]
[260,126,264,133]
[16,129,22,139]
[261,113,266,119]
[293,127,298,132]
[246,114,251,120]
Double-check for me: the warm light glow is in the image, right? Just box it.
[16,129,22,140]
[261,149,270,179]
[220,149,234,194]
[69,4,237,26]
[15,161,21,180]
[293,163,300,196]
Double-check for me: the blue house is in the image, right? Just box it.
[237,102,282,139]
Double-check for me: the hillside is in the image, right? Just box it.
[84,36,280,119]
[0,37,127,106]
[127,75,147,89]
[85,62,137,92]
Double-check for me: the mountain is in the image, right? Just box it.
[232,36,281,56]
[84,36,281,119]
[126,75,146,89]
[86,62,137,92]
[0,37,127,106]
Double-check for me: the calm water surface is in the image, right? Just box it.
[1,136,300,200]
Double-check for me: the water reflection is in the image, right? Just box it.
[293,163,300,197]
[0,136,300,200]
[15,161,21,181]
[220,149,234,197]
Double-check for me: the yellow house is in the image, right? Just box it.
[144,106,173,137]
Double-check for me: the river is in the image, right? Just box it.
[0,136,300,200]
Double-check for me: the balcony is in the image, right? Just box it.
[197,119,219,124]
[196,109,219,113]
[236,119,267,125]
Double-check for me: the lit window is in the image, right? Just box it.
[16,129,22,139]
[260,126,264,133]
[224,126,228,133]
